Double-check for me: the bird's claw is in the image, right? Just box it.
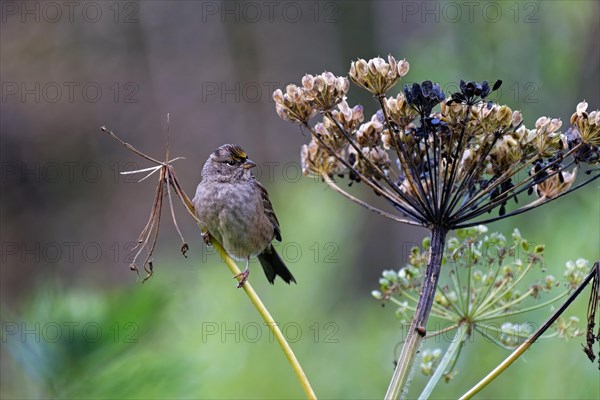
[234,269,250,288]
[201,231,212,246]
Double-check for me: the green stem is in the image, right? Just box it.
[175,169,317,399]
[211,239,317,399]
[475,322,532,339]
[385,227,447,400]
[418,323,469,400]
[426,323,460,339]
[476,260,537,316]
[476,288,534,319]
[451,266,466,314]
[473,325,520,350]
[476,291,568,322]
[397,291,455,321]
[435,283,464,318]
[469,258,504,317]
[465,257,473,315]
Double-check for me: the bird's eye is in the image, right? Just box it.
[226,160,236,166]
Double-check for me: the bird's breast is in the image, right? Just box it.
[194,181,274,259]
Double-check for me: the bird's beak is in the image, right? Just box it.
[242,159,257,169]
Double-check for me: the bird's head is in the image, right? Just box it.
[202,144,256,182]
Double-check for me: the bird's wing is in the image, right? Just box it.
[257,180,282,242]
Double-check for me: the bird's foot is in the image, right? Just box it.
[234,269,250,288]
[201,231,212,246]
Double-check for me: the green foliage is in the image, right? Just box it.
[373,225,590,384]
[1,180,597,400]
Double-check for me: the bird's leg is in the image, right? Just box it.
[201,230,212,246]
[234,257,250,288]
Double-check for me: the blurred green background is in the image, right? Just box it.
[1,1,598,398]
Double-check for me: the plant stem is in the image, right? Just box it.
[175,176,317,399]
[418,323,469,400]
[176,177,317,398]
[210,239,317,399]
[385,226,447,400]
[459,263,598,400]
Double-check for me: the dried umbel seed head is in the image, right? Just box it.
[384,93,418,127]
[532,116,566,157]
[349,55,409,95]
[469,103,514,134]
[300,141,318,176]
[324,100,364,132]
[512,110,523,127]
[489,134,523,173]
[273,85,317,123]
[301,118,352,178]
[349,145,390,178]
[300,139,347,177]
[356,113,385,148]
[276,57,599,231]
[533,168,577,200]
[440,99,470,126]
[302,72,349,112]
[314,121,350,154]
[570,101,600,147]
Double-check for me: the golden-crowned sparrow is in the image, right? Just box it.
[193,144,296,288]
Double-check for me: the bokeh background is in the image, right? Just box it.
[1,1,599,398]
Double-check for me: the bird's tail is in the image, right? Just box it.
[257,245,297,284]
